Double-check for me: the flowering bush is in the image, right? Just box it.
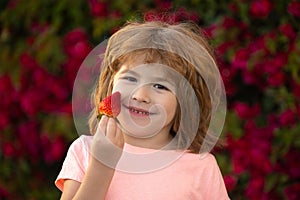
[0,0,299,199]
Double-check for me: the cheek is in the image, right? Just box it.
[171,101,178,118]
[165,96,178,119]
[112,81,133,96]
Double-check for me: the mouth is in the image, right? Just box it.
[124,105,154,116]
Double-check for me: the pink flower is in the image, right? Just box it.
[41,134,66,164]
[144,11,161,22]
[64,28,88,45]
[280,23,297,41]
[228,3,238,13]
[175,8,199,22]
[18,60,71,115]
[245,175,265,199]
[62,59,82,89]
[263,53,287,74]
[297,106,300,119]
[222,17,239,29]
[63,29,91,59]
[144,11,173,23]
[57,103,72,114]
[267,71,285,87]
[187,12,200,22]
[45,76,69,101]
[108,10,121,20]
[89,0,108,17]
[19,52,38,70]
[154,0,172,11]
[0,75,18,129]
[0,112,9,130]
[216,41,236,55]
[30,22,49,34]
[73,41,92,58]
[226,136,249,174]
[227,120,274,178]
[232,155,246,174]
[2,142,15,158]
[242,69,264,87]
[0,185,10,199]
[18,122,41,161]
[27,36,35,45]
[284,183,300,200]
[144,8,199,24]
[288,1,300,18]
[246,134,272,173]
[249,36,267,53]
[283,149,300,179]
[20,88,42,116]
[279,109,296,126]
[249,147,272,173]
[292,81,300,100]
[0,75,15,104]
[232,48,250,69]
[233,102,261,119]
[250,0,273,18]
[219,64,238,97]
[203,24,217,38]
[224,175,237,191]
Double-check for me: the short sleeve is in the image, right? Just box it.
[55,135,92,191]
[193,154,230,200]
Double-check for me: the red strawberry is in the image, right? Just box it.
[97,91,121,119]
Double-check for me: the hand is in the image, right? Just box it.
[91,116,124,168]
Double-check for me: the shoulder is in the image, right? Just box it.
[180,152,218,167]
[71,134,93,145]
[69,135,93,151]
[178,152,223,182]
[55,135,93,191]
[180,152,229,199]
[64,135,93,169]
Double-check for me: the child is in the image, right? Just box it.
[55,21,229,199]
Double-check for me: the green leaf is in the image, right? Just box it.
[224,111,244,139]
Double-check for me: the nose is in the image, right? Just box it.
[131,85,151,103]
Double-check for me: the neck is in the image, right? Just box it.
[123,126,174,149]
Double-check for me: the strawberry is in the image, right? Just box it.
[97,91,121,119]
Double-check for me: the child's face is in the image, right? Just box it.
[112,61,178,139]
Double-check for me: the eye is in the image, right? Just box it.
[121,76,137,82]
[153,84,169,91]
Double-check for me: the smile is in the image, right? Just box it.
[124,105,154,116]
[129,107,149,115]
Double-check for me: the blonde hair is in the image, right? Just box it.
[89,21,223,153]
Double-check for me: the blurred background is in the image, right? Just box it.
[0,0,299,199]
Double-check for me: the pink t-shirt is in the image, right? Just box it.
[55,135,230,199]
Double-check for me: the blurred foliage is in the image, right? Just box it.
[0,0,300,199]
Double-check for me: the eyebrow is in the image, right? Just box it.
[118,69,139,76]
[152,77,174,85]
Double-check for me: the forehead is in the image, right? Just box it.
[117,62,181,81]
[113,50,186,86]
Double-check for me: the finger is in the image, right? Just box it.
[106,118,117,138]
[115,125,122,137]
[115,126,124,148]
[97,115,109,135]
